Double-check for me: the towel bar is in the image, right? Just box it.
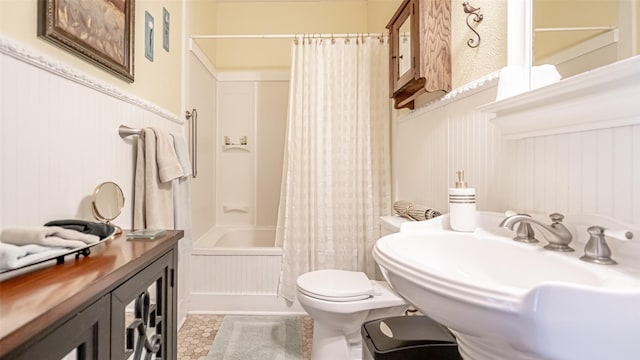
[118,123,197,179]
[118,125,142,138]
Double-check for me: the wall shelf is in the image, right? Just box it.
[222,144,250,152]
[479,55,640,139]
[223,204,250,213]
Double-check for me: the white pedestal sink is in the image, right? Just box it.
[373,212,640,360]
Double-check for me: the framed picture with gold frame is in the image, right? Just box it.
[38,0,135,82]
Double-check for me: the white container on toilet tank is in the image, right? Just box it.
[448,170,476,232]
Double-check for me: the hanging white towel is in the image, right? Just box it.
[171,133,192,176]
[153,128,184,183]
[134,128,175,230]
[171,133,193,232]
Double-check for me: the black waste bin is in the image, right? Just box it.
[362,316,462,360]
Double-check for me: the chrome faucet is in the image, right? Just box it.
[499,213,574,252]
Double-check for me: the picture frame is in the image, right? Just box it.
[38,0,135,82]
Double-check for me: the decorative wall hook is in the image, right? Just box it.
[462,2,483,48]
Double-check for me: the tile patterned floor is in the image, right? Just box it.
[177,314,314,360]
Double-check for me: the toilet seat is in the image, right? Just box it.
[297,270,374,302]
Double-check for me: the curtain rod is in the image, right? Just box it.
[534,26,616,32]
[191,33,388,40]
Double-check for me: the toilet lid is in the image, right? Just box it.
[297,270,374,301]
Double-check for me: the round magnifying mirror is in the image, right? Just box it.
[92,181,125,235]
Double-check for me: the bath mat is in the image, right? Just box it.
[206,315,302,360]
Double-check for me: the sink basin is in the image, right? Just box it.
[373,211,640,360]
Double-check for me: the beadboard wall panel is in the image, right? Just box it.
[503,125,640,225]
[191,254,281,295]
[395,78,640,229]
[394,83,502,214]
[0,51,183,229]
[447,87,503,211]
[395,106,449,212]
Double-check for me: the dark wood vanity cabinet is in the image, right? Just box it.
[0,231,183,360]
[387,0,451,109]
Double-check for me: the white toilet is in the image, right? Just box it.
[296,216,410,360]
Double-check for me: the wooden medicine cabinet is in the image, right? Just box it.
[387,0,452,109]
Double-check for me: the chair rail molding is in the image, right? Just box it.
[402,70,500,123]
[0,34,182,124]
[480,55,640,139]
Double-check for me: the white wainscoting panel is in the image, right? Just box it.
[503,125,640,225]
[447,87,503,212]
[191,253,282,295]
[395,106,449,212]
[394,82,503,214]
[394,63,640,240]
[0,48,183,229]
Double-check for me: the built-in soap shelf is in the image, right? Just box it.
[223,204,250,213]
[222,135,250,152]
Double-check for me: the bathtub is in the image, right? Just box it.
[190,227,303,314]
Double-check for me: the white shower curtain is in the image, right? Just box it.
[276,36,392,302]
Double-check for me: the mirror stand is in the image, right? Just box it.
[91,181,125,236]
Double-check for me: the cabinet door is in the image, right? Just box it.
[111,250,176,360]
[4,295,111,360]
[390,0,417,95]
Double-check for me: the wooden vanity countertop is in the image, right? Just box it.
[0,230,183,357]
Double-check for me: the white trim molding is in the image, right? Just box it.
[189,38,219,78]
[480,55,640,139]
[0,34,183,124]
[402,70,501,122]
[189,39,290,82]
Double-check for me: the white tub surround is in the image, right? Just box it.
[190,227,303,314]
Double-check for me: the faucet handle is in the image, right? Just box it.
[512,213,539,244]
[580,226,633,265]
[603,229,634,242]
[549,213,564,223]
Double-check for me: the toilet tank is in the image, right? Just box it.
[376,216,410,281]
[379,216,410,236]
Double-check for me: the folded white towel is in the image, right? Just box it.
[0,226,99,248]
[0,242,68,270]
[496,65,562,101]
[153,127,184,183]
[530,64,562,90]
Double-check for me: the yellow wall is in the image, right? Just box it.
[189,0,218,65]
[0,0,183,115]
[212,1,371,70]
[450,0,507,88]
[368,0,404,32]
[533,0,618,60]
[202,0,506,88]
